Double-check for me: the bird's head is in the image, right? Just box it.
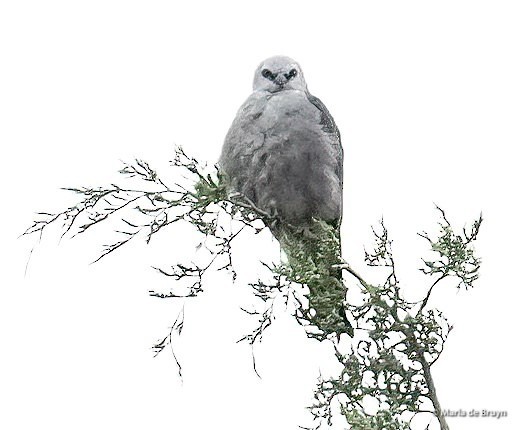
[253,56,307,93]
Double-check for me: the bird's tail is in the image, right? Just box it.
[275,219,353,338]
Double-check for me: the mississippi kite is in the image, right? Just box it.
[219,56,350,336]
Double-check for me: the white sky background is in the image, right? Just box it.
[1,1,518,429]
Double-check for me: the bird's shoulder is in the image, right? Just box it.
[234,91,269,119]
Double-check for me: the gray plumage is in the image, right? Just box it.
[219,56,343,233]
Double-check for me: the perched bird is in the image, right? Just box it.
[219,56,350,336]
[219,55,342,233]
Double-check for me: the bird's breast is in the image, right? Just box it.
[220,89,342,226]
[240,91,341,224]
[248,90,321,136]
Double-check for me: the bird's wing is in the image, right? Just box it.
[306,93,343,195]
[307,93,341,142]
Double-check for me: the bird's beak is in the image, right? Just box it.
[274,75,288,87]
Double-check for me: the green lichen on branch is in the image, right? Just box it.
[307,211,481,430]
[419,206,481,288]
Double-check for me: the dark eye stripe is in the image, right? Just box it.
[285,68,298,80]
[261,69,277,81]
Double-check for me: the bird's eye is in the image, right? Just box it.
[262,69,276,81]
[285,68,298,80]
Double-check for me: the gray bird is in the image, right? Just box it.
[219,56,351,337]
[219,55,343,234]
